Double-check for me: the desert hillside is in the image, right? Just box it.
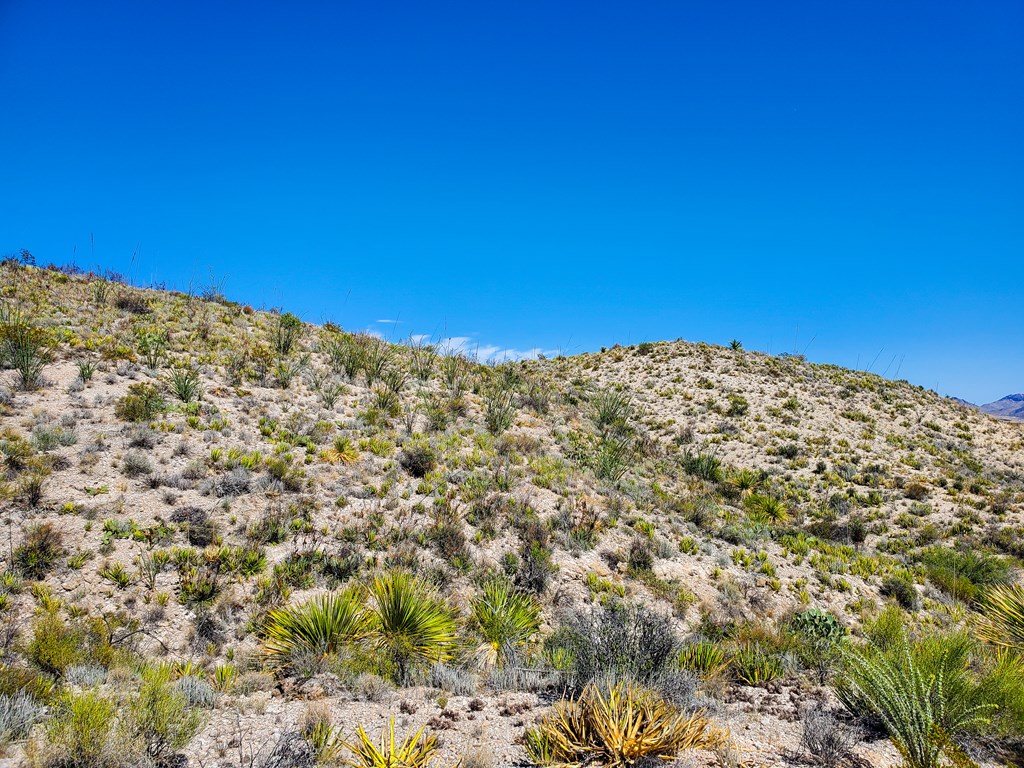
[1,261,1022,768]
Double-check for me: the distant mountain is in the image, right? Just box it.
[979,393,1024,421]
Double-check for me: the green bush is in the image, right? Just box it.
[115,383,165,422]
[837,617,1024,767]
[14,523,65,580]
[34,689,139,767]
[398,442,436,478]
[919,547,1010,604]
[732,642,784,686]
[167,366,202,403]
[0,303,53,391]
[27,610,84,676]
[127,669,204,764]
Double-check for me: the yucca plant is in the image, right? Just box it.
[744,493,788,524]
[976,583,1024,651]
[262,587,369,666]
[524,682,726,767]
[322,436,360,464]
[470,578,541,667]
[168,365,203,403]
[590,389,633,438]
[340,718,439,768]
[368,571,457,683]
[726,468,761,497]
[0,303,53,391]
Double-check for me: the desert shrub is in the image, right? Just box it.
[676,640,730,681]
[31,424,77,451]
[0,430,34,473]
[14,523,65,580]
[262,588,369,668]
[514,538,558,595]
[168,366,202,403]
[590,390,633,437]
[524,681,725,767]
[136,330,168,369]
[483,386,517,435]
[880,575,919,611]
[791,609,845,647]
[122,450,153,477]
[399,443,436,478]
[172,676,215,709]
[339,718,438,768]
[0,303,53,391]
[919,547,1010,604]
[550,602,678,693]
[368,571,457,684]
[743,493,788,524]
[0,690,42,748]
[34,689,139,768]
[681,451,722,483]
[469,578,542,667]
[127,669,204,765]
[115,383,165,422]
[428,663,477,695]
[801,709,858,767]
[273,312,304,358]
[592,435,635,482]
[790,609,846,682]
[625,535,654,572]
[64,665,107,687]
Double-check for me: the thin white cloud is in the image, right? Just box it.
[376,319,402,324]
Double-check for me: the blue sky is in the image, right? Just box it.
[1,1,1021,403]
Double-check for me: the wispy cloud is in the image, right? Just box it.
[375,319,402,324]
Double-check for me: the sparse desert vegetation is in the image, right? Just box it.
[0,258,1022,767]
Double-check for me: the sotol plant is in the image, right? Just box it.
[368,571,457,683]
[470,578,541,667]
[262,587,369,666]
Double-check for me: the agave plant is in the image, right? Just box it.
[368,571,457,683]
[262,587,369,666]
[340,718,439,768]
[525,681,726,767]
[975,583,1024,651]
[470,578,541,667]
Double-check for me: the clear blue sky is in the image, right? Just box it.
[1,2,1021,403]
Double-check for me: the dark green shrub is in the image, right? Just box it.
[681,451,722,482]
[399,443,436,478]
[880,575,919,611]
[14,523,65,580]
